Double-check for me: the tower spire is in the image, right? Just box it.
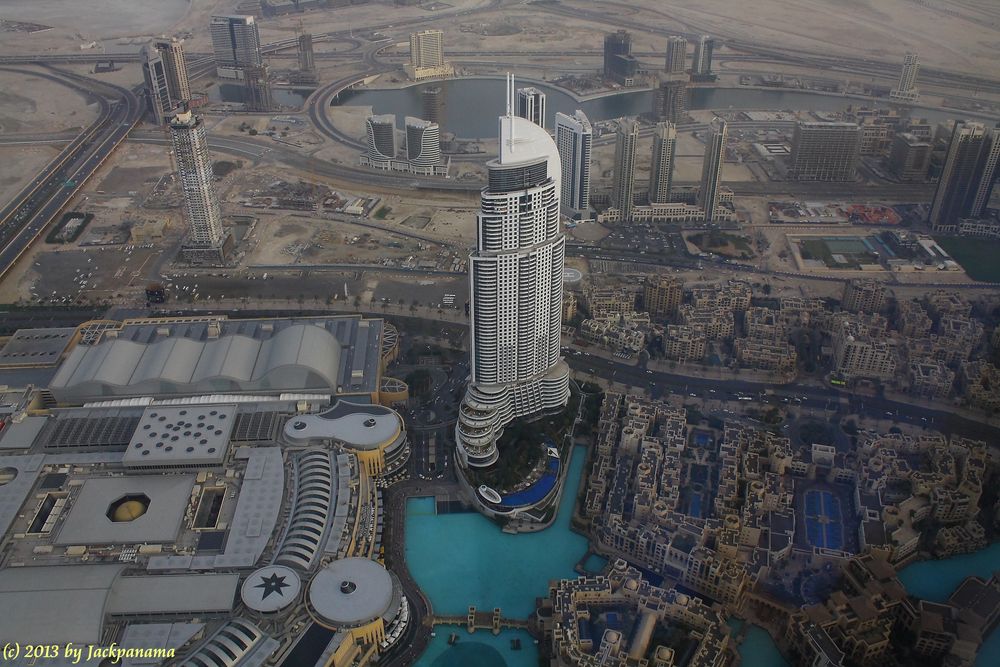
[505,72,512,117]
[504,72,516,149]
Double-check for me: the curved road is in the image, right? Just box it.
[0,68,141,280]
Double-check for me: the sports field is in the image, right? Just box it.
[797,236,881,269]
[935,237,1000,282]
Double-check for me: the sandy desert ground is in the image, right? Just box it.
[0,0,995,79]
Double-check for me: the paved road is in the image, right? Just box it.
[0,67,110,230]
[0,69,141,281]
[564,351,1000,442]
[567,245,1000,290]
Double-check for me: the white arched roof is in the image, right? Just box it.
[52,324,343,399]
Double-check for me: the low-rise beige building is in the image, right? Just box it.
[905,360,955,400]
[960,360,1000,413]
[680,305,734,340]
[735,337,797,372]
[832,316,896,380]
[842,279,885,315]
[643,275,683,319]
[662,324,707,362]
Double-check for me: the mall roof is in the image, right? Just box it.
[119,623,205,667]
[0,564,125,644]
[54,474,195,546]
[0,566,239,646]
[282,400,402,450]
[106,573,239,615]
[241,565,301,613]
[309,557,395,626]
[123,404,235,467]
[0,416,47,450]
[0,327,75,368]
[0,454,45,543]
[50,316,383,403]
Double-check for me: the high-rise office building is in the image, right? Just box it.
[648,122,677,204]
[405,117,441,166]
[691,35,715,78]
[297,33,315,73]
[142,46,173,125]
[153,38,191,105]
[456,76,569,469]
[410,29,444,67]
[664,36,687,74]
[929,121,1000,230]
[604,30,638,85]
[651,78,687,123]
[242,65,273,112]
[422,87,444,126]
[890,53,920,102]
[788,122,861,182]
[698,119,727,222]
[210,15,262,78]
[554,110,593,217]
[888,132,932,182]
[604,30,631,77]
[612,118,639,220]
[170,111,224,249]
[516,87,546,129]
[971,125,1000,217]
[406,29,451,80]
[365,114,397,169]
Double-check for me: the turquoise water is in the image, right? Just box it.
[727,619,790,667]
[405,445,590,619]
[897,542,1000,601]
[415,628,538,667]
[740,626,790,667]
[583,553,608,574]
[898,542,1000,667]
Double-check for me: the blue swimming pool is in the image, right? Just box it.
[498,455,560,507]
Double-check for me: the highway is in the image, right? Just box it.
[0,67,110,232]
[0,69,141,281]
[0,0,993,286]
[127,127,937,201]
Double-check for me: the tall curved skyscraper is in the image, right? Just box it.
[404,117,441,166]
[456,76,570,468]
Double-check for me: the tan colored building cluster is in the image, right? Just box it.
[788,555,1000,667]
[540,559,731,667]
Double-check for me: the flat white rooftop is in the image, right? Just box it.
[123,404,235,467]
[55,474,195,546]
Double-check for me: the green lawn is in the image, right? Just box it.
[798,238,878,269]
[935,236,1000,282]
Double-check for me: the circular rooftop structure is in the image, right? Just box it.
[241,565,301,614]
[283,401,402,451]
[309,558,395,627]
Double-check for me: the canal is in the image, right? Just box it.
[898,542,1000,667]
[333,77,977,139]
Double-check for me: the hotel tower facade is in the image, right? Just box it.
[456,76,570,468]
